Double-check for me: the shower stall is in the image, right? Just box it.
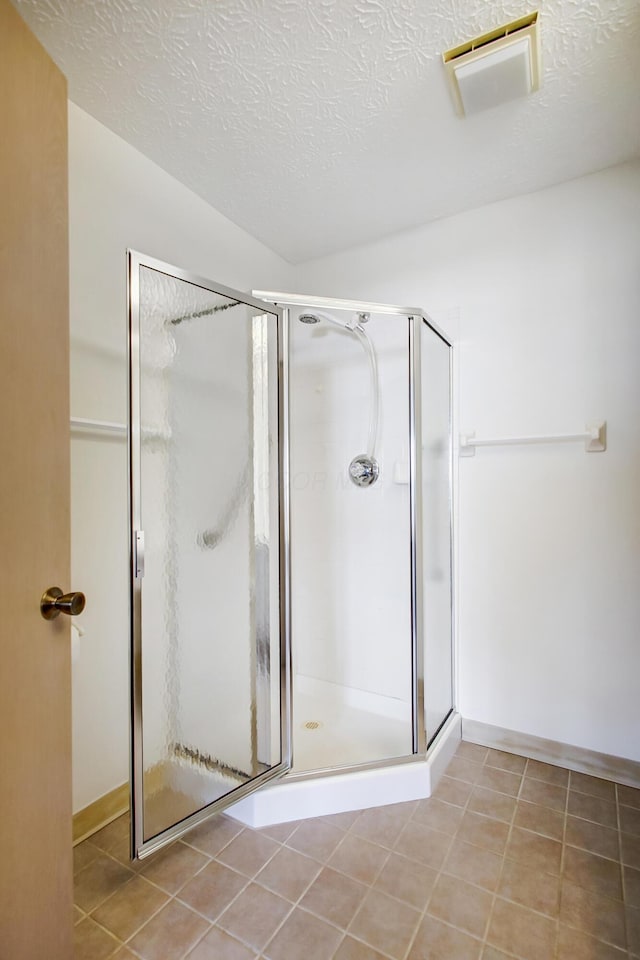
[128,252,455,860]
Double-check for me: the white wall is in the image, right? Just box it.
[69,102,293,812]
[296,161,640,763]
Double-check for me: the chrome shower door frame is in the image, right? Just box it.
[411,312,456,749]
[254,291,455,773]
[128,251,292,860]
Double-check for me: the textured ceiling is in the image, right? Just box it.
[13,0,640,263]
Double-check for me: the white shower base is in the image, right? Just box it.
[292,674,411,772]
[228,709,461,828]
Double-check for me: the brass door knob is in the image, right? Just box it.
[40,587,86,620]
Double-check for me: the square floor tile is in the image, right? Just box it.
[506,826,562,876]
[620,805,640,838]
[216,830,280,878]
[128,899,210,960]
[329,832,389,883]
[92,874,168,940]
[350,888,421,959]
[563,846,622,901]
[556,924,627,959]
[91,815,130,857]
[567,792,617,828]
[74,854,135,912]
[457,811,509,856]
[476,766,522,798]
[433,775,474,807]
[394,820,452,870]
[622,833,640,869]
[263,907,342,960]
[625,865,640,907]
[187,925,258,959]
[513,800,564,841]
[481,947,516,960]
[559,880,626,949]
[256,846,320,901]
[140,841,210,894]
[443,837,503,893]
[374,851,438,909]
[178,859,247,920]
[184,816,243,858]
[446,757,484,785]
[217,882,291,952]
[412,797,464,835]
[619,785,640,810]
[428,873,492,939]
[74,917,121,960]
[485,749,527,775]
[333,937,388,960]
[287,819,345,861]
[468,787,517,824]
[408,914,482,960]
[74,840,101,875]
[456,742,489,765]
[569,771,616,801]
[498,858,560,916]
[487,897,557,960]
[565,816,620,861]
[626,904,640,956]
[319,810,361,831]
[300,867,368,929]
[525,760,569,787]
[350,805,409,849]
[519,778,567,812]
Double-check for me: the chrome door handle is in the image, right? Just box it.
[40,587,86,620]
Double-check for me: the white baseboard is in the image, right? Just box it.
[462,719,640,789]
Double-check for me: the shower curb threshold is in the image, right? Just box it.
[227,712,461,828]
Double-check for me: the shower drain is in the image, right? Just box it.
[303,720,323,730]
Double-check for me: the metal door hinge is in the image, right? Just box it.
[135,530,145,578]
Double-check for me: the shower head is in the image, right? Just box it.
[297,310,360,331]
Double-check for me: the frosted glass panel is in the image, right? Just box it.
[421,324,453,743]
[134,264,283,844]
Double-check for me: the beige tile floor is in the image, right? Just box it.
[74,742,640,959]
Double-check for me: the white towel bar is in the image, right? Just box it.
[459,422,606,456]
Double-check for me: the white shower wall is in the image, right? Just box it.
[289,312,414,766]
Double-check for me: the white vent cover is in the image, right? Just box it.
[443,13,541,117]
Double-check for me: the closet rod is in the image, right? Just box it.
[459,422,606,457]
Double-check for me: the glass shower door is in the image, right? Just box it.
[128,252,290,859]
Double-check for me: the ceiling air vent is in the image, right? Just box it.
[443,12,540,117]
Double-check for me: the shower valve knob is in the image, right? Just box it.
[349,455,379,488]
[40,586,86,620]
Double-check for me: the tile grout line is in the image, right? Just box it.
[399,746,483,960]
[555,764,571,959]
[323,815,398,960]
[477,749,525,957]
[617,781,632,960]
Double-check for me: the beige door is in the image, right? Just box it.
[0,1,72,956]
